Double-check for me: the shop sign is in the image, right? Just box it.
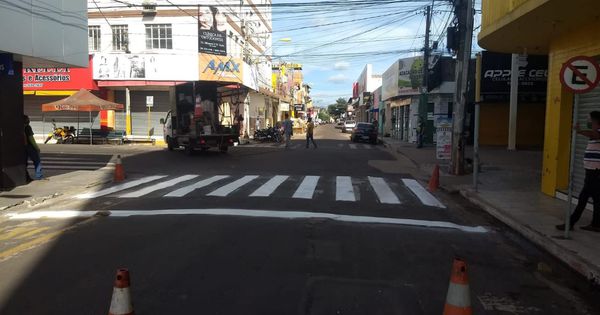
[436,118,452,160]
[382,56,423,99]
[23,56,97,90]
[279,102,290,112]
[198,29,227,56]
[146,96,154,107]
[199,53,243,84]
[481,51,548,102]
[93,53,198,81]
[294,104,305,111]
[560,56,600,94]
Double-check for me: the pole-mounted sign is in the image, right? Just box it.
[560,56,600,239]
[560,56,600,94]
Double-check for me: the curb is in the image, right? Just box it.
[460,189,600,286]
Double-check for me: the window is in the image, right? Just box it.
[88,26,101,51]
[145,24,172,49]
[111,25,128,51]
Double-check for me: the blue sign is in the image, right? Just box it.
[0,53,14,76]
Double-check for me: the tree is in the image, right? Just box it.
[328,97,348,117]
[318,111,331,122]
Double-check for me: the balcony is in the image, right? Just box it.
[479,0,600,54]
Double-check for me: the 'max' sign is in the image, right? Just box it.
[203,59,240,75]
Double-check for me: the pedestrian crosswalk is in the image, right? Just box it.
[75,174,446,208]
[243,142,376,150]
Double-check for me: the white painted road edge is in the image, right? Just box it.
[5,209,488,233]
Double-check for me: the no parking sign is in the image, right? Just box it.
[560,56,600,93]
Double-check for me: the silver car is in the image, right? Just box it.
[342,120,356,133]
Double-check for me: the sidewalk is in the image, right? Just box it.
[381,137,600,285]
[0,160,116,212]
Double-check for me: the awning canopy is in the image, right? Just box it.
[41,88,124,112]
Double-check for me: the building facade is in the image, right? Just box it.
[352,64,382,123]
[479,0,600,197]
[1,0,88,189]
[79,0,274,141]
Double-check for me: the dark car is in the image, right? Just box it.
[351,122,378,144]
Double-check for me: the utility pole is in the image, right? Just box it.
[418,5,432,148]
[450,0,474,175]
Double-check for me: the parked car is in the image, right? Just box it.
[335,121,344,129]
[341,120,356,133]
[350,122,378,144]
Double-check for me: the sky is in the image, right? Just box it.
[270,0,482,107]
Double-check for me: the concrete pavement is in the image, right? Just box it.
[0,126,599,314]
[380,136,600,286]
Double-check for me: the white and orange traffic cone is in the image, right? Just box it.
[114,155,125,182]
[428,164,440,192]
[108,268,134,315]
[443,258,472,315]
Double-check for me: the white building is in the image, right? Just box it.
[82,0,273,140]
[352,64,382,123]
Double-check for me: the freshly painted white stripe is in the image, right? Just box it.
[250,175,289,197]
[349,144,358,150]
[5,209,488,233]
[28,165,101,170]
[337,144,343,148]
[292,176,320,199]
[363,144,372,149]
[35,160,108,165]
[207,175,259,197]
[336,176,356,201]
[402,179,446,208]
[368,177,401,204]
[164,175,230,197]
[75,175,167,199]
[119,175,199,198]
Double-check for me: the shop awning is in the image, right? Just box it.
[41,88,123,112]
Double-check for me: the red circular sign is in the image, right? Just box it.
[560,56,600,94]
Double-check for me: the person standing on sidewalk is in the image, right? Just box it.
[283,113,293,149]
[24,115,43,181]
[557,111,600,232]
[306,117,317,149]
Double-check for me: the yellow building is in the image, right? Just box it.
[480,0,600,197]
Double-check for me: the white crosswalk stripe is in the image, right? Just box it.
[363,144,372,149]
[292,176,320,199]
[401,179,445,208]
[207,175,259,197]
[75,175,167,199]
[368,177,401,204]
[349,144,358,150]
[336,176,356,201]
[250,175,289,197]
[77,174,445,208]
[119,175,199,198]
[164,175,230,197]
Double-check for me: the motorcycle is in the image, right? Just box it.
[253,126,283,143]
[44,120,76,144]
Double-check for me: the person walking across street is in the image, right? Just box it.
[557,111,600,232]
[283,113,293,149]
[24,115,43,181]
[306,117,317,149]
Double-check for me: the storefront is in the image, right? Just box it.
[23,56,99,142]
[390,98,411,141]
[479,0,600,196]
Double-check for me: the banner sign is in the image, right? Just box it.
[382,56,423,100]
[199,53,243,84]
[93,53,198,81]
[198,29,227,56]
[436,118,452,160]
[23,56,97,90]
[481,51,548,102]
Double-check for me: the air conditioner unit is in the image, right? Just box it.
[142,0,157,15]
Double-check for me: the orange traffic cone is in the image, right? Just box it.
[108,269,134,315]
[443,258,472,315]
[114,155,125,182]
[428,164,440,192]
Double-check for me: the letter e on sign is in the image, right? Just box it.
[560,56,600,94]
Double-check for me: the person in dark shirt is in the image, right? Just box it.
[24,115,43,181]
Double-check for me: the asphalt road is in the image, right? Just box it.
[1,125,599,314]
